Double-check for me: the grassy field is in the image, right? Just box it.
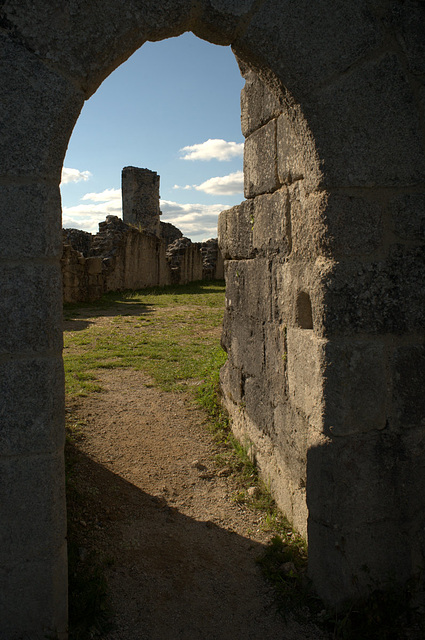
[63,280,227,397]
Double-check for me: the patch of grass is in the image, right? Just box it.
[63,280,226,396]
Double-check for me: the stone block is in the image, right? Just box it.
[244,375,274,436]
[219,360,243,406]
[286,328,325,431]
[0,452,66,564]
[392,345,425,430]
[389,0,425,76]
[0,357,64,456]
[243,119,279,198]
[0,32,83,179]
[193,0,260,46]
[0,0,192,95]
[218,200,254,260]
[321,192,383,257]
[304,54,425,188]
[86,256,103,275]
[0,546,67,640]
[240,66,282,138]
[308,516,409,605]
[322,340,387,436]
[0,263,63,354]
[287,186,327,259]
[225,258,273,322]
[307,430,410,528]
[391,194,425,242]
[263,322,287,396]
[223,312,265,377]
[251,188,291,256]
[277,109,322,194]
[0,183,62,258]
[322,247,425,335]
[235,0,381,98]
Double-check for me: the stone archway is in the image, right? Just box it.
[1,1,424,637]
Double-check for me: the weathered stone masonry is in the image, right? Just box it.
[1,1,424,637]
[61,167,224,303]
[62,215,223,302]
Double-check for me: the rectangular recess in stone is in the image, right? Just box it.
[390,194,425,242]
[0,263,63,354]
[0,451,66,563]
[392,345,425,430]
[218,200,254,260]
[0,183,62,258]
[322,340,387,436]
[303,54,425,188]
[240,66,282,138]
[0,32,84,179]
[321,247,425,335]
[0,357,64,456]
[243,119,279,198]
[0,544,67,639]
[321,192,383,257]
[286,327,325,432]
[225,258,273,322]
[251,188,291,256]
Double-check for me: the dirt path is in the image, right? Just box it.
[68,368,326,639]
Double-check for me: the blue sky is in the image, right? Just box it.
[61,33,245,242]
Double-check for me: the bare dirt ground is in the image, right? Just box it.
[68,367,328,640]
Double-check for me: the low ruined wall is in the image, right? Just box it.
[62,216,223,303]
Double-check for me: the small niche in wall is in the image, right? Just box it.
[295,291,313,329]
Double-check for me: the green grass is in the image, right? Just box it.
[63,280,226,396]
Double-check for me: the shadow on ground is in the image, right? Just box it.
[66,443,305,640]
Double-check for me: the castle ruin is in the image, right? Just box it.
[62,167,224,302]
[1,1,424,637]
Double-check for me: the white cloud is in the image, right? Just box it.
[180,138,243,161]
[172,171,244,196]
[160,199,226,241]
[194,171,244,195]
[82,188,121,202]
[172,184,193,190]
[61,167,92,185]
[62,189,122,234]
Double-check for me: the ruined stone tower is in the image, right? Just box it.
[122,166,161,236]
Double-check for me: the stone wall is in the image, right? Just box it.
[1,1,424,636]
[122,166,161,235]
[62,216,223,303]
[219,48,425,606]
